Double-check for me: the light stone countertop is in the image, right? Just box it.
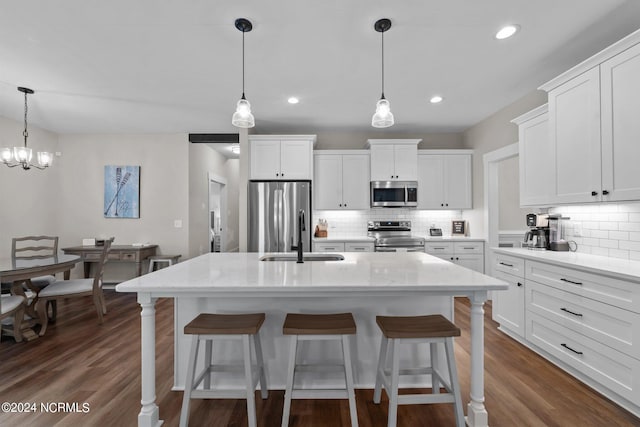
[312,235,375,243]
[116,251,507,294]
[492,247,640,282]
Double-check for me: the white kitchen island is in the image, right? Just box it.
[116,251,507,427]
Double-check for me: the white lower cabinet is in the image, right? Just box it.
[425,241,484,273]
[313,241,374,253]
[491,250,640,413]
[492,254,525,339]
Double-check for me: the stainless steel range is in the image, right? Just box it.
[367,221,425,252]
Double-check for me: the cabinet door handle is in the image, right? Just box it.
[517,282,523,287]
[560,278,583,285]
[441,203,444,207]
[344,203,347,207]
[591,191,598,196]
[499,262,513,267]
[433,247,446,250]
[560,307,583,317]
[276,173,279,177]
[463,247,474,250]
[450,257,454,260]
[455,257,459,260]
[561,343,583,355]
[602,190,609,195]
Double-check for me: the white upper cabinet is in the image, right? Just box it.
[547,67,602,204]
[249,135,316,180]
[314,151,370,210]
[512,104,555,206]
[367,139,420,181]
[601,42,640,201]
[417,151,472,209]
[538,29,640,204]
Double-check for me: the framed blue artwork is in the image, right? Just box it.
[104,165,140,218]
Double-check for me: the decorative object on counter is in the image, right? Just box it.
[231,18,255,128]
[452,220,467,236]
[1,87,53,170]
[104,165,140,218]
[314,218,328,237]
[429,225,443,237]
[371,18,394,128]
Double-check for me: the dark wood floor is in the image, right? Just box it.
[1,291,639,427]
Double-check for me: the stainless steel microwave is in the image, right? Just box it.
[370,181,418,207]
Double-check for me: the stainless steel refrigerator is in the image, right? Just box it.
[248,181,312,252]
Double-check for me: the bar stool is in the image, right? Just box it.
[373,314,464,427]
[148,254,181,273]
[281,312,358,427]
[179,313,268,427]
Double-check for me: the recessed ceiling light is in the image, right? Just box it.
[287,97,299,104]
[495,24,520,40]
[430,95,443,104]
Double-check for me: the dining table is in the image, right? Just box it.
[0,253,82,341]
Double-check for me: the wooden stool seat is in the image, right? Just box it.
[148,254,181,273]
[376,314,461,339]
[281,312,359,427]
[374,314,464,427]
[185,313,265,335]
[283,312,356,335]
[180,312,268,427]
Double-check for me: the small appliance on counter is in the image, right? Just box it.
[523,213,549,250]
[548,214,571,251]
[315,219,328,238]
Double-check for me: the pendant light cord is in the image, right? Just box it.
[241,30,246,99]
[381,29,385,98]
[23,90,28,147]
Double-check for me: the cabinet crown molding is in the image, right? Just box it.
[511,104,548,125]
[366,139,421,147]
[249,134,317,144]
[539,28,640,92]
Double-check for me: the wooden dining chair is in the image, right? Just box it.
[36,240,111,336]
[0,294,27,342]
[12,236,59,320]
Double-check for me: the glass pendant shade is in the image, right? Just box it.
[37,151,53,167]
[14,146,32,163]
[372,98,394,128]
[231,97,255,128]
[1,147,13,163]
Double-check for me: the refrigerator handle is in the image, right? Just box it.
[274,188,282,251]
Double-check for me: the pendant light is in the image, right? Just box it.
[1,87,52,170]
[232,18,255,128]
[372,18,394,128]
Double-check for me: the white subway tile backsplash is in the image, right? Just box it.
[599,239,618,249]
[609,231,629,241]
[550,202,640,261]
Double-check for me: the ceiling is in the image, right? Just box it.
[1,1,640,138]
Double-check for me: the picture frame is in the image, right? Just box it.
[104,165,140,218]
[452,220,466,236]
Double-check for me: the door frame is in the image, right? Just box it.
[483,143,518,276]
[208,172,228,252]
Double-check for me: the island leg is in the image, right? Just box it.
[138,293,163,427]
[466,291,489,427]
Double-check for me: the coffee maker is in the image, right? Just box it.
[548,214,570,251]
[523,213,549,250]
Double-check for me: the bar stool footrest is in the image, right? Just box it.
[291,389,350,399]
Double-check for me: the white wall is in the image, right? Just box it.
[0,116,60,259]
[223,159,240,251]
[57,133,190,280]
[462,90,548,238]
[498,156,530,232]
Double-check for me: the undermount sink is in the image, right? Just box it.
[259,253,345,262]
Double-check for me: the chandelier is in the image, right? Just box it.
[1,87,52,170]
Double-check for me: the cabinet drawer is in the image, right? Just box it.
[344,242,374,252]
[313,242,345,252]
[453,242,483,254]
[107,252,122,261]
[85,252,102,260]
[494,253,525,278]
[527,280,640,359]
[424,242,454,255]
[121,252,136,261]
[527,312,640,405]
[526,261,640,314]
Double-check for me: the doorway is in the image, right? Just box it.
[483,143,520,275]
[208,173,227,252]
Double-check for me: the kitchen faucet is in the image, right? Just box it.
[296,209,305,263]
